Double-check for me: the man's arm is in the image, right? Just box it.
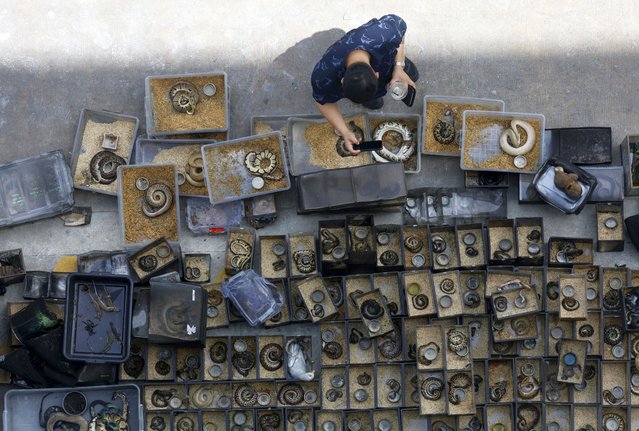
[391,38,416,89]
[315,101,361,155]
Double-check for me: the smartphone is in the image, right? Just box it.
[402,85,416,107]
[353,140,383,152]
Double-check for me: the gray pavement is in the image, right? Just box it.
[1,0,639,424]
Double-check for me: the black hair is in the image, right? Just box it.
[343,62,378,104]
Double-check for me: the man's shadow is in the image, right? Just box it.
[235,29,346,133]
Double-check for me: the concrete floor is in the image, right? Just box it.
[1,0,639,424]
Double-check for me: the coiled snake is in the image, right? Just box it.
[371,121,416,163]
[169,81,199,115]
[89,151,126,185]
[499,120,536,156]
[142,183,173,218]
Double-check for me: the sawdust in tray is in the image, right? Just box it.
[462,115,542,172]
[151,144,207,196]
[150,74,227,132]
[305,115,371,169]
[202,135,288,202]
[254,121,274,135]
[73,119,136,193]
[121,165,178,244]
[424,101,502,155]
[369,117,419,171]
[597,211,623,241]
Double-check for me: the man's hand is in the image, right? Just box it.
[341,130,361,156]
[316,102,362,156]
[391,66,416,90]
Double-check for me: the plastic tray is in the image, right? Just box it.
[522,165,626,203]
[145,71,229,137]
[135,137,216,197]
[3,384,142,430]
[297,162,407,213]
[367,112,422,174]
[71,109,140,196]
[117,163,180,247]
[461,110,547,174]
[423,95,505,156]
[201,132,291,204]
[532,158,597,214]
[63,273,134,363]
[186,198,243,235]
[286,115,373,176]
[251,114,322,135]
[0,150,74,228]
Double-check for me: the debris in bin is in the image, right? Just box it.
[286,339,315,381]
[60,206,92,226]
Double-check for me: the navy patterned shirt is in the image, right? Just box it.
[312,14,407,104]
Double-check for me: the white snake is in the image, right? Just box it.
[371,121,416,163]
[499,120,536,156]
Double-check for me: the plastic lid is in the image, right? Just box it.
[221,270,283,326]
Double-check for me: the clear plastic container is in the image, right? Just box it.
[0,150,74,228]
[286,116,373,176]
[71,109,139,196]
[145,71,229,137]
[186,198,243,235]
[135,137,216,197]
[367,113,422,174]
[532,158,597,214]
[423,95,505,156]
[3,384,141,430]
[201,132,290,204]
[461,110,547,174]
[524,165,625,203]
[221,269,283,326]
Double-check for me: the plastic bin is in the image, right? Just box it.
[286,115,373,176]
[423,95,504,156]
[3,384,142,430]
[148,281,206,344]
[461,110,547,174]
[201,132,291,204]
[145,71,229,137]
[296,162,407,213]
[135,137,216,197]
[0,150,74,228]
[117,164,180,246]
[63,273,133,363]
[532,158,597,215]
[185,198,243,235]
[251,114,322,135]
[71,109,139,196]
[367,112,422,174]
[620,134,639,196]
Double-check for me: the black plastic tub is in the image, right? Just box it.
[63,273,133,363]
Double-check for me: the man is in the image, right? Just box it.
[311,14,419,155]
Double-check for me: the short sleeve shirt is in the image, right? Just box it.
[311,14,407,104]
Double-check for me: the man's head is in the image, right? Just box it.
[342,62,378,104]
